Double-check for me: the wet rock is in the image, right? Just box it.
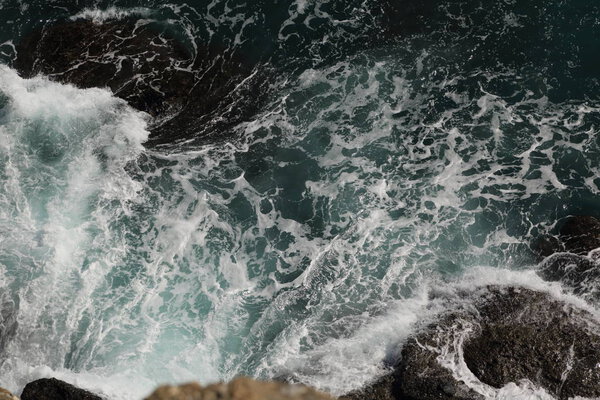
[0,290,18,355]
[15,20,194,122]
[558,215,600,255]
[0,388,19,400]
[144,377,333,400]
[463,286,600,399]
[342,286,600,400]
[20,378,102,400]
[533,216,600,300]
[538,253,600,301]
[338,374,397,400]
[394,314,484,400]
[534,215,600,258]
[15,19,267,147]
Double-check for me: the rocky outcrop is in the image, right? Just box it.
[0,388,19,400]
[20,378,102,400]
[341,286,600,400]
[463,287,600,399]
[145,377,333,400]
[538,253,600,300]
[338,374,396,400]
[15,18,267,146]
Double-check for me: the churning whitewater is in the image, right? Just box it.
[0,0,599,399]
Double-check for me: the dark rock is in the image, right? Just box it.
[533,216,600,300]
[21,378,102,400]
[15,20,194,122]
[338,374,398,400]
[0,290,18,355]
[534,215,600,258]
[463,286,600,399]
[532,234,565,259]
[394,314,484,400]
[558,216,600,256]
[344,286,600,400]
[538,253,600,301]
[15,19,268,147]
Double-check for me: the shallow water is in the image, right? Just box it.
[0,0,599,399]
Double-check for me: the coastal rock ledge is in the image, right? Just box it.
[343,286,600,400]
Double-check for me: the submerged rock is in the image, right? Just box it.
[15,19,267,146]
[20,378,102,400]
[538,253,600,301]
[145,377,333,400]
[534,215,600,258]
[534,215,600,300]
[15,20,194,122]
[341,286,600,400]
[0,290,18,356]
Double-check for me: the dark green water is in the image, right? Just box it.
[0,0,598,398]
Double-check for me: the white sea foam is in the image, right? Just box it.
[0,66,150,396]
[70,7,153,23]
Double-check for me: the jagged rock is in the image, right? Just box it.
[15,19,267,146]
[557,215,600,255]
[0,388,19,400]
[340,286,600,400]
[20,378,102,400]
[533,216,600,300]
[145,377,333,400]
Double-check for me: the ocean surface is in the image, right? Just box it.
[0,0,599,399]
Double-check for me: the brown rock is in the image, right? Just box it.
[0,388,19,400]
[145,377,334,400]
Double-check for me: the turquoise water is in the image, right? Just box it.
[0,1,599,399]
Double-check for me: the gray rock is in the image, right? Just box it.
[0,290,18,356]
[338,373,398,400]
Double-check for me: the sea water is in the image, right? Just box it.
[0,0,599,399]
